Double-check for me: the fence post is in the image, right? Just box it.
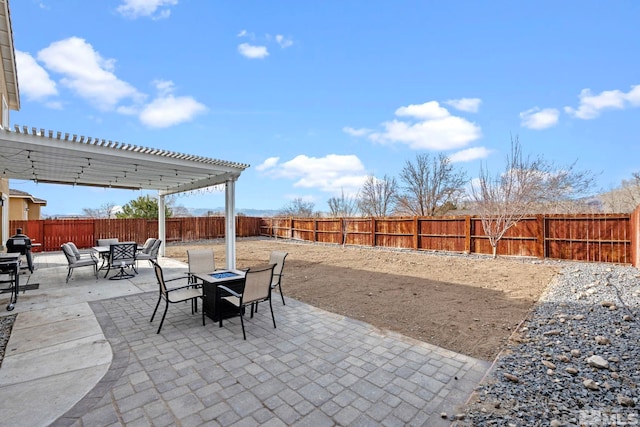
[289,217,293,239]
[312,218,317,243]
[536,214,545,259]
[371,217,376,247]
[465,216,472,254]
[413,217,419,250]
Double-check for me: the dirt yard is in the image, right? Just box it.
[165,238,559,361]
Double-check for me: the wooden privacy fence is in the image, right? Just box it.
[9,216,262,252]
[260,213,636,265]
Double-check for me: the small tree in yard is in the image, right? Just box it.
[328,189,360,246]
[357,174,398,217]
[396,153,467,216]
[471,136,595,258]
[116,195,172,219]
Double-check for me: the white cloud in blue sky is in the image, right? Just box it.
[258,154,367,195]
[15,50,58,101]
[238,43,269,59]
[367,101,482,151]
[565,85,640,119]
[520,107,560,130]
[445,98,482,113]
[116,0,178,20]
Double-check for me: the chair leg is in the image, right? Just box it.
[66,267,73,283]
[104,265,111,278]
[240,311,246,340]
[269,298,276,329]
[201,298,206,326]
[279,284,286,305]
[157,300,170,334]
[150,295,162,322]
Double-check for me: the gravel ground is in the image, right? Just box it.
[458,262,640,426]
[0,314,16,368]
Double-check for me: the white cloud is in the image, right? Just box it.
[256,157,279,171]
[520,107,560,130]
[138,81,206,128]
[395,101,450,120]
[449,147,491,162]
[36,37,144,111]
[238,43,269,59]
[15,50,58,101]
[275,35,293,48]
[343,126,371,137]
[258,154,368,194]
[369,101,482,150]
[564,85,640,119]
[445,98,482,113]
[237,29,248,37]
[626,85,640,106]
[116,0,178,19]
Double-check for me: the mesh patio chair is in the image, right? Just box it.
[187,248,216,285]
[105,242,137,280]
[269,251,288,305]
[218,263,276,340]
[61,243,99,283]
[150,260,203,334]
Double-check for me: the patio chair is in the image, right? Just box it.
[269,251,288,305]
[150,260,203,334]
[97,238,119,247]
[136,238,161,267]
[61,243,99,283]
[137,238,156,253]
[105,242,137,280]
[187,248,216,284]
[218,263,276,340]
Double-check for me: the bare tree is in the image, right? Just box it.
[328,189,360,246]
[471,136,596,257]
[328,189,359,217]
[279,198,315,217]
[357,174,398,217]
[396,153,467,216]
[599,172,640,213]
[83,202,117,218]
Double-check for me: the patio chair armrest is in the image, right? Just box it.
[218,285,241,298]
[165,276,188,284]
[166,284,199,293]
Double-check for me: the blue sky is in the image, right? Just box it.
[9,0,640,216]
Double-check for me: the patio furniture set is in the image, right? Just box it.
[62,237,162,283]
[150,248,288,340]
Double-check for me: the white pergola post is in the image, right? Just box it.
[158,193,166,256]
[225,177,237,269]
[1,195,8,247]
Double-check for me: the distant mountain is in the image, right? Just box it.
[187,207,280,217]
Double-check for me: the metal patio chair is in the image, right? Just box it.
[218,263,276,340]
[150,260,203,334]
